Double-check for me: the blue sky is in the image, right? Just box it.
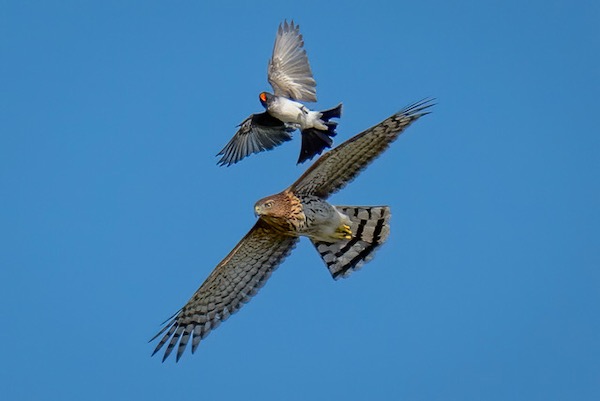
[1,1,598,400]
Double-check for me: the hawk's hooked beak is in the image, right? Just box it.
[254,205,261,217]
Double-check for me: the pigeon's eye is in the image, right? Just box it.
[259,92,267,102]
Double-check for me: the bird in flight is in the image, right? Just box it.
[216,20,342,166]
[153,99,434,362]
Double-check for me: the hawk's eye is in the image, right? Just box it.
[264,201,273,208]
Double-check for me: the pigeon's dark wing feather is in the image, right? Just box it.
[217,112,295,166]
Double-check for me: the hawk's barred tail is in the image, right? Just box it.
[311,206,391,280]
[297,103,343,164]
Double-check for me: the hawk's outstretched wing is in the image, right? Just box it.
[150,220,299,362]
[268,20,317,102]
[217,112,295,166]
[290,99,435,199]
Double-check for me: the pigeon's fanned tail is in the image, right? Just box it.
[311,206,391,279]
[297,103,343,164]
[320,103,342,121]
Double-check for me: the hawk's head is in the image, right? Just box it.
[254,193,290,219]
[254,191,305,233]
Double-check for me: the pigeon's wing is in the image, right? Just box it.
[216,112,295,166]
[267,20,317,102]
[150,219,299,362]
[290,99,435,198]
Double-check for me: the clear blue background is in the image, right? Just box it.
[2,1,598,400]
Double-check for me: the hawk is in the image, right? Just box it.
[152,99,434,361]
[216,20,342,166]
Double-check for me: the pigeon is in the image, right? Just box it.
[217,20,342,166]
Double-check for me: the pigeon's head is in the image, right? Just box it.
[259,92,272,108]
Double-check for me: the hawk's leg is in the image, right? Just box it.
[334,224,352,240]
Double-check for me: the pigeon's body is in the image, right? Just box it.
[260,92,330,131]
[217,21,342,166]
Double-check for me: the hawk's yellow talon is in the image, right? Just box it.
[336,224,352,240]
